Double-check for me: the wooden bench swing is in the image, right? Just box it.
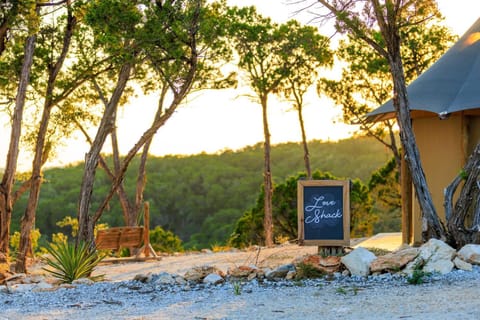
[95,202,161,262]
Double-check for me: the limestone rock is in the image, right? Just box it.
[405,239,456,275]
[453,257,473,271]
[228,265,257,278]
[340,247,376,277]
[72,278,94,285]
[457,244,480,265]
[297,255,342,274]
[285,270,296,280]
[422,239,455,274]
[154,272,176,285]
[174,275,187,286]
[370,248,419,273]
[183,265,222,282]
[133,273,153,283]
[203,273,224,285]
[265,264,295,280]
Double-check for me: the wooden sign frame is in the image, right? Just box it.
[297,180,350,246]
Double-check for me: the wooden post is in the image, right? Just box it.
[143,202,150,257]
[401,152,413,245]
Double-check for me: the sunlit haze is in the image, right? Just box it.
[1,0,479,170]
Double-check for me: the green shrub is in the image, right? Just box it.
[42,241,105,283]
[407,269,431,285]
[295,262,326,280]
[407,260,431,285]
[9,229,42,256]
[228,170,376,248]
[149,226,184,253]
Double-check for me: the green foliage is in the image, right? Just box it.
[407,269,431,285]
[42,241,105,283]
[318,15,456,174]
[295,263,326,280]
[9,229,41,255]
[56,216,109,238]
[407,260,431,285]
[336,287,348,295]
[228,170,376,248]
[369,158,401,233]
[84,0,142,60]
[232,281,242,295]
[51,233,68,246]
[12,137,391,250]
[149,226,184,253]
[350,178,377,238]
[56,216,79,237]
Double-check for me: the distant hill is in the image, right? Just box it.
[11,136,393,249]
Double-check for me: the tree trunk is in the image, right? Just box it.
[386,37,446,242]
[133,87,169,227]
[0,20,8,56]
[89,42,199,229]
[261,94,274,246]
[77,62,132,246]
[401,152,413,244]
[445,142,480,248]
[16,12,76,272]
[297,104,311,179]
[90,86,187,227]
[111,87,167,227]
[110,117,135,226]
[78,2,201,243]
[0,34,36,257]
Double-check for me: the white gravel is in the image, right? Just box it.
[2,267,480,320]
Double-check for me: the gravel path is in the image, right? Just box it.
[2,267,480,320]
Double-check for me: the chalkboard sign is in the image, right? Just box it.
[297,180,350,246]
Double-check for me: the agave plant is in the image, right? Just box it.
[42,241,105,283]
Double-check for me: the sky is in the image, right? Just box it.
[1,0,480,170]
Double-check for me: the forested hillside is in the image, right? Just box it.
[11,137,392,249]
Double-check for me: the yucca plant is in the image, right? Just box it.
[42,241,105,283]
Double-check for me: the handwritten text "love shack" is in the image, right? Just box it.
[304,195,342,224]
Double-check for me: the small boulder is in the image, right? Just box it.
[285,270,296,280]
[174,275,187,286]
[228,265,257,278]
[265,264,295,280]
[203,273,224,285]
[453,257,473,271]
[370,247,419,273]
[154,272,176,285]
[340,247,376,277]
[183,265,222,282]
[72,278,94,285]
[297,255,342,274]
[133,273,153,283]
[422,239,455,274]
[405,239,455,275]
[457,244,480,265]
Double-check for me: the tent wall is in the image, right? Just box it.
[410,114,480,244]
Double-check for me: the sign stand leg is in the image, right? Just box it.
[318,246,343,256]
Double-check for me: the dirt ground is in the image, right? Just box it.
[92,235,388,281]
[92,244,320,281]
[29,233,402,282]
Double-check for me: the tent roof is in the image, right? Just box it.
[367,18,480,122]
